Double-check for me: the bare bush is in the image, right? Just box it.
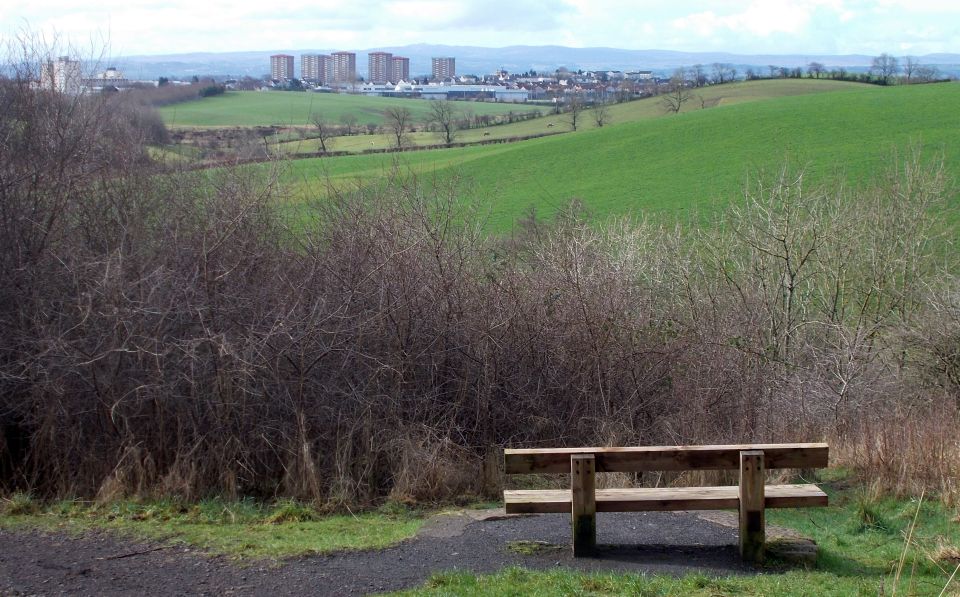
[1,36,958,506]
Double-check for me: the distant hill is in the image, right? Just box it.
[112,45,960,81]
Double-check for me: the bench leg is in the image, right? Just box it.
[739,450,766,563]
[571,453,596,556]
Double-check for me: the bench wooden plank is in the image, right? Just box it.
[504,443,828,474]
[504,484,828,514]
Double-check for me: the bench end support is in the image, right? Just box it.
[571,453,596,556]
[739,449,766,563]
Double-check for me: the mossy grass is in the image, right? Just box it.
[0,495,424,560]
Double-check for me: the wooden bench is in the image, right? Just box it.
[503,443,828,562]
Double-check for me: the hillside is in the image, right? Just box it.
[276,79,868,154]
[158,91,539,128]
[287,81,960,230]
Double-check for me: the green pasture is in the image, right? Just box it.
[277,79,870,154]
[282,81,960,231]
[158,90,540,128]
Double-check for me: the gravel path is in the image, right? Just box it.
[0,510,757,596]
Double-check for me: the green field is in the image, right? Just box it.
[283,81,960,230]
[276,79,869,154]
[159,90,540,128]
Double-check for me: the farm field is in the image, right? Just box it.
[158,90,540,128]
[281,81,960,231]
[276,78,870,154]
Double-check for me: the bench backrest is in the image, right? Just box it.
[504,443,828,474]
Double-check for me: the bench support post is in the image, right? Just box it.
[571,453,596,556]
[739,450,765,563]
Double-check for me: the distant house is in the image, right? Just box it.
[626,71,654,81]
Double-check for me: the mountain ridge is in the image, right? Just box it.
[110,44,960,80]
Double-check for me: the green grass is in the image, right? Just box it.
[283,81,960,231]
[394,484,960,596]
[0,495,424,560]
[274,79,869,154]
[159,91,540,128]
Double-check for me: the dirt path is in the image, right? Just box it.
[1,510,759,596]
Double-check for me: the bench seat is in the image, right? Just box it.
[505,483,827,514]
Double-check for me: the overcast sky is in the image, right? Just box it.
[3,0,958,57]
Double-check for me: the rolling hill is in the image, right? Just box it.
[276,79,869,154]
[284,81,960,231]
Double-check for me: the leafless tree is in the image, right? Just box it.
[660,69,693,114]
[692,64,707,87]
[310,112,335,153]
[592,100,611,127]
[615,82,633,103]
[871,53,899,84]
[339,112,358,135]
[900,57,938,83]
[566,93,586,131]
[384,106,413,147]
[711,63,736,84]
[914,64,941,83]
[426,100,459,145]
[807,62,826,79]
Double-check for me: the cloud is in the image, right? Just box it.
[671,1,837,38]
[2,0,959,56]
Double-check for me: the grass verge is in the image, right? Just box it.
[0,496,425,560]
[394,482,960,596]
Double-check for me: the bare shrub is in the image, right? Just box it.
[1,34,958,507]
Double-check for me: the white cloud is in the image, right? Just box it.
[2,0,959,56]
[671,1,840,38]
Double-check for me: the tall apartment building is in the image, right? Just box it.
[367,51,392,84]
[40,56,82,94]
[331,51,357,83]
[322,55,333,83]
[270,54,294,81]
[431,57,455,80]
[391,56,410,82]
[301,54,331,83]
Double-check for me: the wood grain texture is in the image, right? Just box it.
[739,450,766,563]
[504,443,828,474]
[570,454,596,556]
[503,484,828,514]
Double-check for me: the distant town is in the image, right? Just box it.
[37,49,951,106]
[269,50,660,103]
